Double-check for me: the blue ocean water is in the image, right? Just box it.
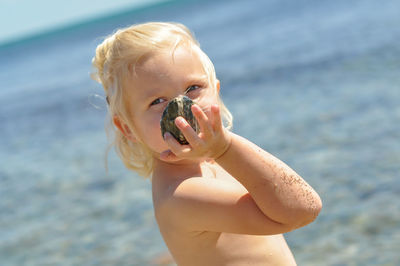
[0,0,399,265]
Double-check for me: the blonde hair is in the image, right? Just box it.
[91,22,233,178]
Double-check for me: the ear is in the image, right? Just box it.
[216,79,220,93]
[113,116,137,143]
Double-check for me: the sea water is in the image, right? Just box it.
[0,0,399,265]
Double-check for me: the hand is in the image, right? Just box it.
[159,104,232,162]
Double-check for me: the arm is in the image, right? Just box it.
[215,132,322,228]
[161,104,322,232]
[157,175,300,235]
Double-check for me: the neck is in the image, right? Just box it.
[152,156,213,180]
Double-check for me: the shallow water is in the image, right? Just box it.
[1,0,399,265]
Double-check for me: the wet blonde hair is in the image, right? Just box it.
[91,22,233,178]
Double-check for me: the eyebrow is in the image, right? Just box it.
[143,74,209,101]
[186,74,209,85]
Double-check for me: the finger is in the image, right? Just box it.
[164,132,192,156]
[175,117,203,148]
[210,104,223,132]
[159,149,181,162]
[191,105,212,138]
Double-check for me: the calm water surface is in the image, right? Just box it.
[0,0,399,265]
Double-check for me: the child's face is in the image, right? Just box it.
[121,44,219,158]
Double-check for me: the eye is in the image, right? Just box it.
[150,98,166,106]
[185,85,201,94]
[185,85,201,95]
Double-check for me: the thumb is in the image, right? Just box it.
[159,149,180,162]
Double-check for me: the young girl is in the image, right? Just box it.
[92,22,322,266]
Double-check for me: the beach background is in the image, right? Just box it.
[1,0,399,265]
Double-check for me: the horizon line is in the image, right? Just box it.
[0,0,183,50]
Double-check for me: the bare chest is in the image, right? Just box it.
[158,228,296,266]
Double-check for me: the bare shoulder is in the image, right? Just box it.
[154,168,293,236]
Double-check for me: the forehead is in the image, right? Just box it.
[134,45,207,82]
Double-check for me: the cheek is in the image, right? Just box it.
[138,113,167,151]
[142,115,160,137]
[195,90,219,111]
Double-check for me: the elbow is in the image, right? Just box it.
[313,194,323,219]
[285,195,322,230]
[296,195,323,228]
[267,193,323,232]
[264,199,322,234]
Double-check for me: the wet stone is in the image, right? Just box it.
[160,95,199,145]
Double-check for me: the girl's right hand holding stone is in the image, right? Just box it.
[160,104,232,162]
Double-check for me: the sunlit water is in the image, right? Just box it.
[0,0,399,265]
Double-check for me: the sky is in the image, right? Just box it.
[0,0,168,44]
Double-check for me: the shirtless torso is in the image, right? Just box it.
[152,161,297,266]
